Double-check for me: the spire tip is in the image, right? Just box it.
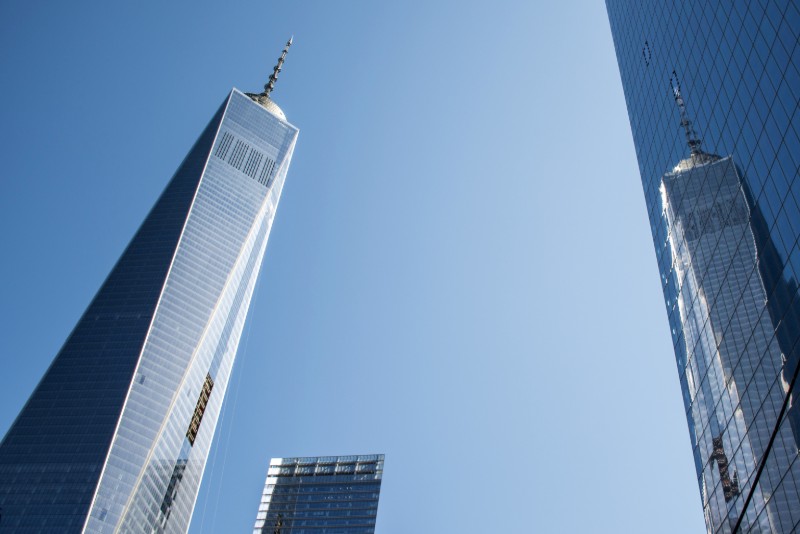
[671,71,702,155]
[262,36,293,97]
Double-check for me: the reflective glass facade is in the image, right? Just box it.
[607,1,800,532]
[252,455,384,534]
[0,89,298,533]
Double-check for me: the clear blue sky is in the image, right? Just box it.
[0,1,705,532]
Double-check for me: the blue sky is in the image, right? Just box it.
[0,1,705,532]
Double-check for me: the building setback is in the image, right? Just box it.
[606,2,800,533]
[0,40,298,533]
[253,455,384,534]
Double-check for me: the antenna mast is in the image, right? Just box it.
[671,71,703,155]
[263,37,293,97]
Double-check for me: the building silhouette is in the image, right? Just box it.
[253,455,384,534]
[0,39,298,533]
[607,2,800,532]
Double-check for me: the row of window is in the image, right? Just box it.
[213,131,277,188]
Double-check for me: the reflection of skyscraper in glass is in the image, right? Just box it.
[607,2,800,532]
[662,148,799,531]
[0,39,298,533]
[252,454,385,534]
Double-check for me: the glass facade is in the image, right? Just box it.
[606,1,800,532]
[252,455,384,534]
[0,89,298,533]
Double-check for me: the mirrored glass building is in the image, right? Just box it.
[252,454,384,534]
[0,42,298,533]
[606,2,800,532]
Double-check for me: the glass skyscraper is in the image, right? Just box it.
[606,2,800,532]
[0,43,298,533]
[252,454,384,534]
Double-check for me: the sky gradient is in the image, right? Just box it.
[0,1,706,532]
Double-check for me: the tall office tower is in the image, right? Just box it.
[252,454,385,534]
[606,2,800,532]
[0,39,298,533]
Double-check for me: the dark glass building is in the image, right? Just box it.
[0,43,298,533]
[606,2,800,532]
[252,454,384,534]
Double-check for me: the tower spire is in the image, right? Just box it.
[263,36,293,97]
[671,71,702,155]
[246,36,293,119]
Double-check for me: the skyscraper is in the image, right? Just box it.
[0,40,298,533]
[606,2,800,532]
[252,454,384,534]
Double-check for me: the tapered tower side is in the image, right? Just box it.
[0,102,226,532]
[87,90,298,533]
[0,41,300,534]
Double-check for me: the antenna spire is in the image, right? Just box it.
[671,71,702,155]
[264,36,293,97]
